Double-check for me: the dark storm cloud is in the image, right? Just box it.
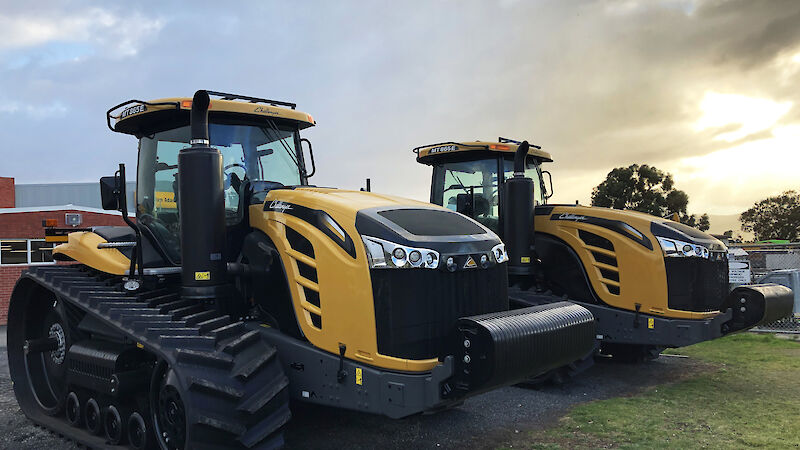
[0,0,797,218]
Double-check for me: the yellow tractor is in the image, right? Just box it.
[414,138,792,362]
[6,94,596,449]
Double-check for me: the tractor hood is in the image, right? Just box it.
[536,204,726,253]
[256,187,504,260]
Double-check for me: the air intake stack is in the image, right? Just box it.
[178,90,227,300]
[503,141,535,279]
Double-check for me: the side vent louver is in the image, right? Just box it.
[578,229,621,296]
[285,226,322,330]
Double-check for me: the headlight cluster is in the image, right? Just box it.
[656,236,710,259]
[362,236,440,269]
[492,243,508,264]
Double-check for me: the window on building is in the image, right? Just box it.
[30,240,55,263]
[0,239,56,265]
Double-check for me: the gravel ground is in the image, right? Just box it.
[0,331,706,450]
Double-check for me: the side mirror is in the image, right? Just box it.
[542,170,554,199]
[456,193,474,217]
[300,138,316,178]
[100,176,121,210]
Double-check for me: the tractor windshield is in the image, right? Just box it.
[431,156,544,234]
[136,122,302,262]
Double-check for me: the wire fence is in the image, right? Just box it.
[728,244,800,333]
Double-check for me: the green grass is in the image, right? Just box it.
[526,334,800,449]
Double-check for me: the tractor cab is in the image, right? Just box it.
[106,91,317,264]
[415,138,553,235]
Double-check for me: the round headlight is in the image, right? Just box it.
[426,253,435,265]
[393,248,406,260]
[480,254,489,268]
[446,256,456,272]
[409,250,421,264]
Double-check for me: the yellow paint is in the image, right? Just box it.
[535,206,719,320]
[112,96,315,134]
[520,256,531,263]
[355,367,363,385]
[416,140,553,164]
[52,231,130,275]
[249,188,440,373]
[194,271,211,281]
[648,318,655,329]
[136,342,144,349]
[155,191,177,209]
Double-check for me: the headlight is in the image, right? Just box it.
[491,243,508,264]
[656,236,710,259]
[362,236,440,269]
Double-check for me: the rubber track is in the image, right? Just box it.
[16,265,291,449]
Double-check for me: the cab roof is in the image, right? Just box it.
[107,91,316,137]
[414,140,553,165]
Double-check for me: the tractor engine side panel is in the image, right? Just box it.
[248,192,439,373]
[535,206,717,320]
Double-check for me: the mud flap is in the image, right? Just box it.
[722,284,794,334]
[445,302,596,396]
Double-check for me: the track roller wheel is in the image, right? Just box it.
[8,286,72,417]
[65,392,82,427]
[152,362,186,450]
[85,398,102,435]
[128,412,150,450]
[104,405,125,445]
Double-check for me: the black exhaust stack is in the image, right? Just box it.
[503,141,535,277]
[178,90,227,300]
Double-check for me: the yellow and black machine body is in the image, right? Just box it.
[6,95,596,450]
[415,138,793,362]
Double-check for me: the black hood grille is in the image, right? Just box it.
[665,257,729,312]
[371,264,508,360]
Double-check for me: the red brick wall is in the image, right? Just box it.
[0,209,130,324]
[0,209,127,239]
[0,265,24,323]
[0,177,14,208]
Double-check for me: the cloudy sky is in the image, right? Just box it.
[1,0,798,233]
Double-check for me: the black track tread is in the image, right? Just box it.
[198,315,231,333]
[222,330,261,355]
[170,304,206,318]
[211,322,246,340]
[237,372,289,414]
[238,407,292,449]
[14,265,291,449]
[234,345,277,381]
[157,299,196,313]
[189,376,244,400]
[196,414,246,435]
[184,310,218,325]
[176,349,234,369]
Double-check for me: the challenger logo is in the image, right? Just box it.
[463,256,477,269]
[557,213,586,221]
[268,200,293,212]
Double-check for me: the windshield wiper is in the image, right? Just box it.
[261,119,300,172]
[446,170,471,195]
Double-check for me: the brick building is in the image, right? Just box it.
[0,176,133,324]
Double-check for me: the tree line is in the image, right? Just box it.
[590,164,798,242]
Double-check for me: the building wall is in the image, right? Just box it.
[0,209,126,238]
[15,181,136,213]
[0,177,14,208]
[0,209,129,325]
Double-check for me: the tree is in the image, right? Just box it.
[740,191,800,241]
[591,164,710,230]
